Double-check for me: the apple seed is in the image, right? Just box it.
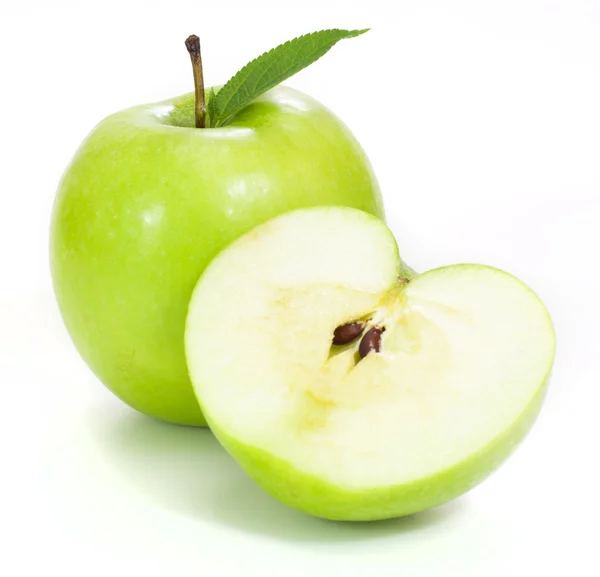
[332,321,366,345]
[358,326,385,358]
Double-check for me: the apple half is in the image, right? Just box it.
[185,207,555,521]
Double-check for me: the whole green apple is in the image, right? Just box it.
[50,86,384,425]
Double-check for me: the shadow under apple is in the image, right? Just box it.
[87,404,465,544]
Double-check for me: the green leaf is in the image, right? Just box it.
[206,87,217,128]
[212,28,369,127]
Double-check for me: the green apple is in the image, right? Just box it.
[50,86,383,426]
[185,207,556,520]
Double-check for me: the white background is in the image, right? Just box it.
[1,1,599,575]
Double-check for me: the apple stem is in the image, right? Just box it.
[185,35,206,128]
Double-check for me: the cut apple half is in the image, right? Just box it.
[185,207,555,521]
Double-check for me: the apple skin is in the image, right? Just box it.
[204,374,550,521]
[50,86,384,426]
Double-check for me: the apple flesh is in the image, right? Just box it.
[50,86,383,426]
[185,207,555,520]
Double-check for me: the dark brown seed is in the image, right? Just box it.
[332,321,366,346]
[358,326,385,358]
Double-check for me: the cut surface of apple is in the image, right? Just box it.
[185,207,555,520]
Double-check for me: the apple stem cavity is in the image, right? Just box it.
[185,34,206,129]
